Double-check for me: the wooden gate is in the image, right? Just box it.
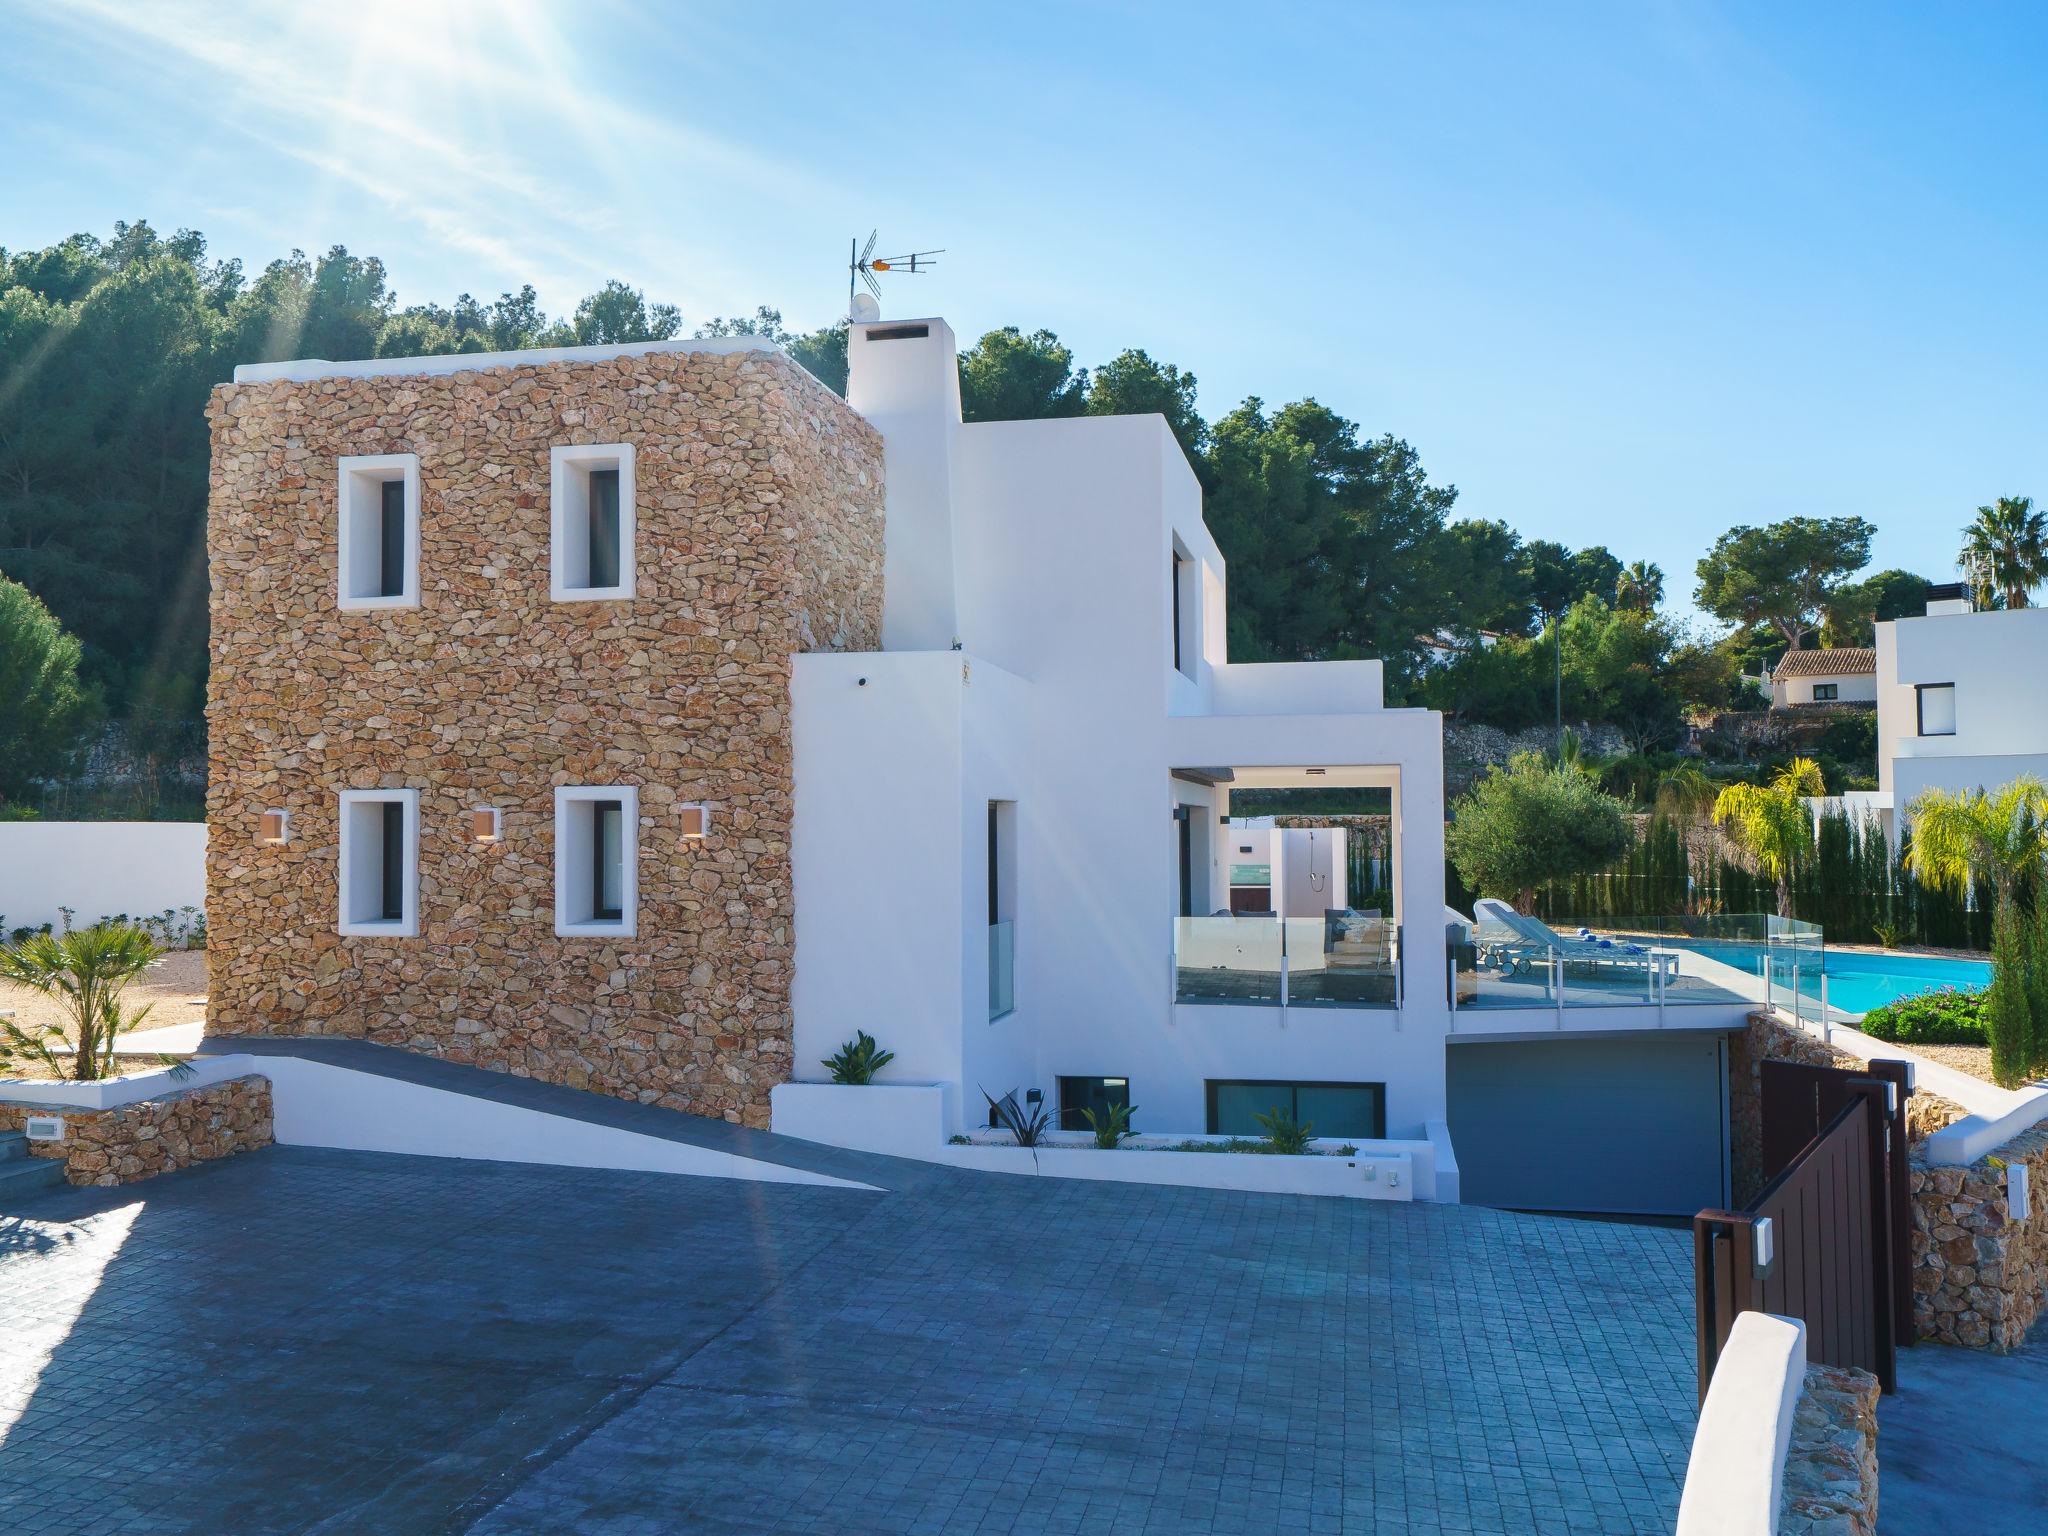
[1760,1057,1915,1348]
[1693,1081,1897,1403]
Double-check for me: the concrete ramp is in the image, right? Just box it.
[196,1037,889,1192]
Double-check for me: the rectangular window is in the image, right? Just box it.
[988,800,1016,1020]
[1169,542,1197,678]
[1206,1080,1385,1140]
[1917,683,1956,737]
[1812,683,1838,702]
[551,444,635,600]
[337,454,420,609]
[1058,1076,1131,1133]
[338,789,419,936]
[555,785,638,936]
[593,799,624,921]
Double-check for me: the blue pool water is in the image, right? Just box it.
[1655,941,1990,1015]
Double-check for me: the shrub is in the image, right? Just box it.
[1252,1105,1315,1155]
[1860,988,1987,1046]
[1985,896,2032,1088]
[1080,1100,1137,1149]
[821,1030,895,1084]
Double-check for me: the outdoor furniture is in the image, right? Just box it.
[1471,899,1679,988]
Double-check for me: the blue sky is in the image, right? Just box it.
[6,1,2044,626]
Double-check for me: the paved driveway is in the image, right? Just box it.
[0,1147,1697,1534]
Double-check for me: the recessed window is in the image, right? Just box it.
[1812,683,1838,702]
[550,444,635,601]
[1170,541,1197,678]
[1058,1076,1130,1133]
[989,800,1016,1019]
[1916,683,1956,737]
[555,785,638,936]
[1206,1080,1385,1140]
[337,454,420,609]
[338,789,419,936]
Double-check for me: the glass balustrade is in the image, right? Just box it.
[1448,910,1811,1014]
[1173,912,1400,1009]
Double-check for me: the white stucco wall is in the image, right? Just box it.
[0,821,207,934]
[1771,673,1876,707]
[1878,607,2048,799]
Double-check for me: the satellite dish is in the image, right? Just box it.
[849,292,880,324]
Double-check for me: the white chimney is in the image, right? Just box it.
[1923,582,1973,617]
[845,317,962,652]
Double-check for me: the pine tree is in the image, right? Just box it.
[1985,896,2032,1088]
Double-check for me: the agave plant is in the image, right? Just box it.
[1080,1100,1138,1149]
[0,921,172,1082]
[821,1030,895,1085]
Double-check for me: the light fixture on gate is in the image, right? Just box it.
[472,807,502,844]
[259,808,291,845]
[1752,1215,1776,1276]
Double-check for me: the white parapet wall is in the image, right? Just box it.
[1676,1312,1807,1536]
[771,1080,1455,1201]
[0,821,207,934]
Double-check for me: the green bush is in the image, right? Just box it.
[1859,988,1987,1046]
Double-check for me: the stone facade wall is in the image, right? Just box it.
[1910,1123,2048,1350]
[206,347,885,1127]
[1779,1362,1879,1536]
[0,1075,273,1186]
[1728,1012,1967,1204]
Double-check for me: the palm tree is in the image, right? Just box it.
[1713,758,1826,917]
[1960,496,2048,611]
[1654,763,1719,822]
[1904,777,2048,910]
[0,922,164,1082]
[1614,560,1664,614]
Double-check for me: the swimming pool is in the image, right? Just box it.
[1650,940,1990,1016]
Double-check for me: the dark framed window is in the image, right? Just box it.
[1171,552,1184,672]
[1916,682,1956,737]
[1206,1080,1385,1140]
[379,801,406,921]
[988,802,1000,925]
[1059,1076,1131,1132]
[593,799,624,921]
[379,478,408,599]
[588,467,621,589]
[1812,683,1838,702]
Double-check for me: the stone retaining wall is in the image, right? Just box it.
[206,347,884,1128]
[1779,1362,1879,1536]
[1910,1122,2048,1350]
[0,1074,273,1186]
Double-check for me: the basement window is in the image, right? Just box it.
[338,789,419,936]
[337,454,420,609]
[550,444,636,601]
[555,785,638,936]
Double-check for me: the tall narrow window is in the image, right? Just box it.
[338,789,418,936]
[551,445,635,600]
[556,786,638,936]
[594,799,624,921]
[588,469,621,590]
[380,801,406,921]
[1171,552,1184,673]
[1170,541,1197,678]
[338,454,420,609]
[988,799,1016,1020]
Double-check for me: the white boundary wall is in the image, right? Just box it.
[1676,1312,1807,1536]
[0,821,206,934]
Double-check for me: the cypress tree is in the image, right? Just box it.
[2031,893,2048,1075]
[1985,895,2032,1089]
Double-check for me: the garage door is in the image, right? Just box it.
[1447,1033,1731,1215]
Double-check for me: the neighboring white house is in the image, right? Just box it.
[1770,646,1876,708]
[784,315,1751,1212]
[1876,586,2048,829]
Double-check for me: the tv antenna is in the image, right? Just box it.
[848,231,941,320]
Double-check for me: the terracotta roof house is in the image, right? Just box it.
[1771,646,1876,708]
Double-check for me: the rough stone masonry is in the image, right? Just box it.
[206,347,884,1126]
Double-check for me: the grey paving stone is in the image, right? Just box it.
[0,1145,1698,1534]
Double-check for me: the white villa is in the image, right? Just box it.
[1770,646,1876,708]
[1872,583,2048,832]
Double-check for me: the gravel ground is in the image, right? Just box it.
[0,948,208,1040]
[1901,1041,2000,1086]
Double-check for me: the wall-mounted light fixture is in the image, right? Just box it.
[2009,1162,2031,1223]
[678,803,711,840]
[1752,1215,1776,1275]
[472,806,502,844]
[259,809,291,845]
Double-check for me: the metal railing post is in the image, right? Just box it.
[1554,953,1565,1030]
